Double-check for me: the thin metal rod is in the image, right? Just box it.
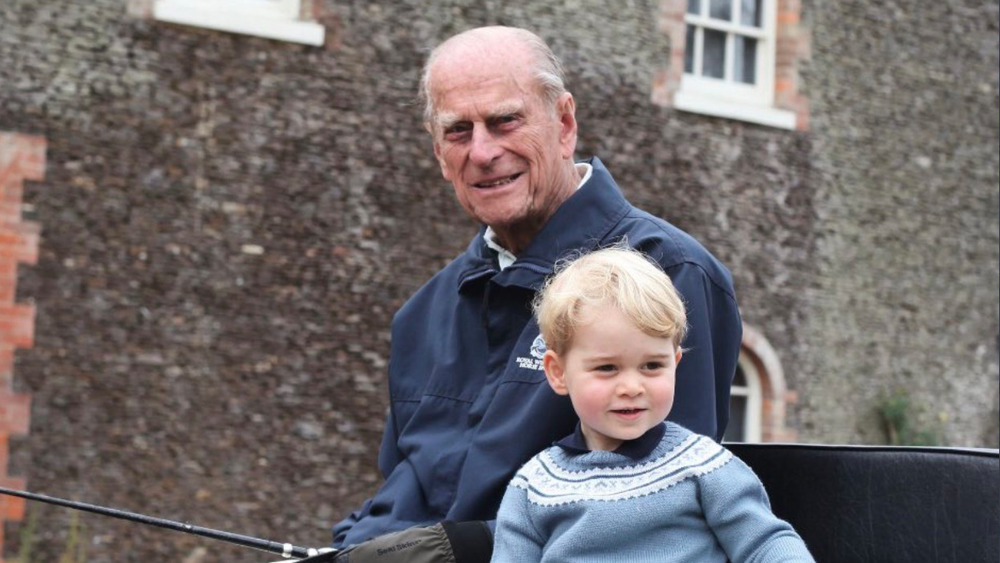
[0,486,315,559]
[293,548,340,562]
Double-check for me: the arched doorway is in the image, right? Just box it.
[725,324,797,442]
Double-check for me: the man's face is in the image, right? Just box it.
[428,50,577,251]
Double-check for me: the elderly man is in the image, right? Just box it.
[331,26,741,562]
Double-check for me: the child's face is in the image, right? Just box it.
[543,303,681,451]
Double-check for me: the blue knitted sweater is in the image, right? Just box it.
[491,423,814,562]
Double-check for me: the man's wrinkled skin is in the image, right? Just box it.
[427,27,581,256]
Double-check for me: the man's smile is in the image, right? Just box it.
[473,172,523,188]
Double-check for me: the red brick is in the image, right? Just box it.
[0,303,34,348]
[0,263,14,303]
[777,10,799,25]
[0,177,22,205]
[0,162,15,187]
[778,0,801,12]
[0,223,40,266]
[0,478,26,520]
[0,133,46,182]
[0,346,12,379]
[0,132,41,561]
[0,391,30,435]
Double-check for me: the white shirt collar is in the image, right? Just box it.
[484,163,593,270]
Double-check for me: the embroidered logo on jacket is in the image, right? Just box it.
[515,334,546,371]
[510,434,732,505]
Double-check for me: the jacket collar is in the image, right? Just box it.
[457,156,631,292]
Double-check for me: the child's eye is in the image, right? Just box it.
[595,364,617,372]
[643,362,665,371]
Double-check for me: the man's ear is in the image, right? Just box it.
[555,92,578,160]
[432,140,452,181]
[543,350,569,396]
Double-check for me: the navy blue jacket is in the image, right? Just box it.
[333,157,742,547]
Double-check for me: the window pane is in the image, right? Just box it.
[724,395,747,442]
[684,25,695,73]
[702,29,726,79]
[734,36,757,84]
[741,0,761,27]
[709,0,732,21]
[733,365,746,386]
[687,0,700,15]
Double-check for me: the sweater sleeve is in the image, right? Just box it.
[699,455,815,562]
[490,482,544,563]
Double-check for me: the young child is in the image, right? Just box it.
[490,246,814,563]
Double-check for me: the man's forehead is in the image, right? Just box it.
[429,61,538,129]
[432,52,532,89]
[434,28,532,67]
[429,35,536,92]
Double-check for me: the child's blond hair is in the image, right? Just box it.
[533,246,688,355]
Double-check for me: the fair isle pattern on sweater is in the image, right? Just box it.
[510,433,732,506]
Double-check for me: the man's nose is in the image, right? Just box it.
[468,125,502,166]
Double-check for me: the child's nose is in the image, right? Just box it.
[616,374,644,396]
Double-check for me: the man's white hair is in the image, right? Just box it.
[419,26,567,127]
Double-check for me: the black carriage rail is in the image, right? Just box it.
[0,486,337,561]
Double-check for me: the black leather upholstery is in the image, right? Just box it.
[727,443,1000,563]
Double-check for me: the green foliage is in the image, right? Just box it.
[58,512,88,563]
[879,392,940,446]
[16,506,38,563]
[15,508,87,563]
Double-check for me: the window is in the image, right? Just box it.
[658,0,802,130]
[724,358,763,442]
[153,0,325,46]
[727,324,799,442]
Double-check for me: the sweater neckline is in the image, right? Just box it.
[555,422,668,460]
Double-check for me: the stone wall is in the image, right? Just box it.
[0,0,997,560]
[796,0,1000,444]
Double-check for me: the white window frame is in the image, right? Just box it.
[729,351,763,442]
[676,0,795,129]
[153,0,324,46]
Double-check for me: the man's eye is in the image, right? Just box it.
[493,114,519,128]
[444,124,471,139]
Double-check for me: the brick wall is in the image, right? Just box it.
[0,132,44,563]
[773,0,810,129]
